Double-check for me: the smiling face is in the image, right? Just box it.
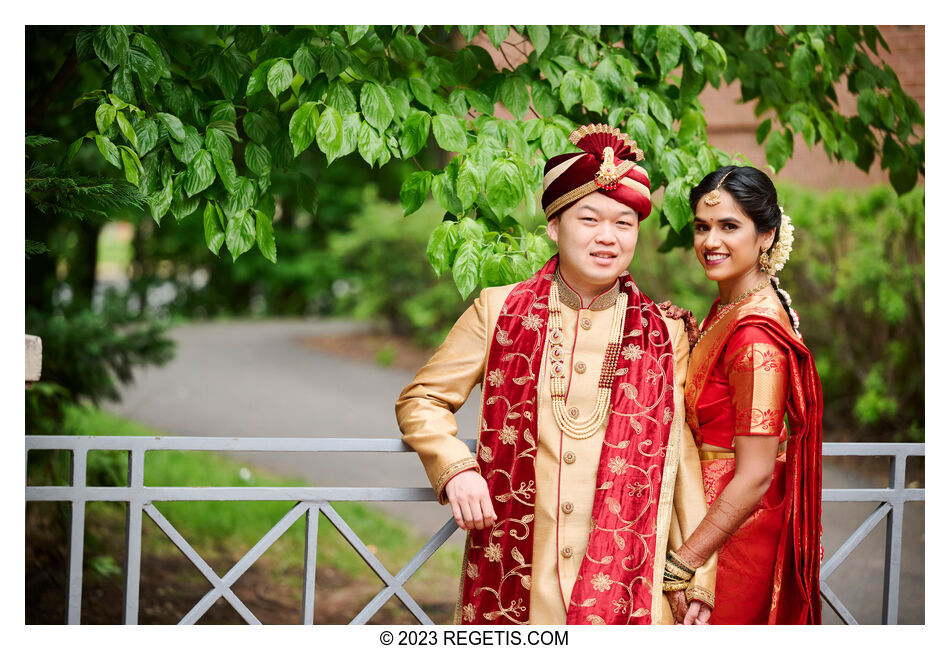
[546,191,640,302]
[693,190,775,290]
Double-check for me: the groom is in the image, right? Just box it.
[396,124,715,625]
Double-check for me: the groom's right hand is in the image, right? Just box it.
[445,470,497,530]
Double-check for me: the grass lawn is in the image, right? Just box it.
[27,404,463,623]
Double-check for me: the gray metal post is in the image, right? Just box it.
[123,448,145,624]
[301,502,321,625]
[65,448,87,624]
[882,451,906,624]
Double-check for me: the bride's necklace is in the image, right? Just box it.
[548,278,628,440]
[693,279,771,347]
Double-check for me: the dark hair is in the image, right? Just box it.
[689,166,798,332]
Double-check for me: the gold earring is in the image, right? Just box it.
[759,250,773,274]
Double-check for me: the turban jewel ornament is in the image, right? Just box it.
[541,123,653,221]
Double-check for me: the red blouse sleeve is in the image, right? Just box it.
[723,325,789,437]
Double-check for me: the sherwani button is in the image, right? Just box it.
[574,361,587,373]
[580,317,592,330]
[568,406,579,418]
[561,545,574,558]
[563,451,576,464]
[561,501,574,514]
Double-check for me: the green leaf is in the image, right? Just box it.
[540,123,566,158]
[663,177,690,232]
[120,147,141,187]
[839,132,858,162]
[432,172,463,215]
[647,92,673,130]
[756,118,772,145]
[400,110,431,158]
[486,158,523,216]
[115,111,137,148]
[360,82,395,131]
[432,114,468,153]
[357,121,388,167]
[247,58,277,95]
[656,25,682,78]
[345,25,370,44]
[790,45,816,88]
[325,80,358,113]
[745,25,774,50]
[387,85,412,119]
[453,47,478,83]
[314,105,344,164]
[224,176,257,218]
[339,111,360,158]
[452,238,482,299]
[213,153,238,193]
[559,70,582,111]
[593,57,623,92]
[92,25,128,70]
[457,157,484,211]
[501,76,530,120]
[857,89,877,125]
[243,111,279,145]
[157,112,186,142]
[169,125,203,164]
[245,141,272,176]
[426,220,459,278]
[133,118,158,156]
[205,127,233,161]
[485,25,509,49]
[266,59,293,98]
[530,81,558,119]
[293,45,318,81]
[148,181,173,225]
[95,103,116,133]
[400,170,433,216]
[225,209,256,261]
[94,134,121,168]
[527,25,550,56]
[183,149,215,196]
[581,76,603,113]
[765,129,790,170]
[203,201,225,255]
[64,136,84,166]
[253,209,277,263]
[132,33,169,79]
[465,88,495,116]
[523,119,545,142]
[319,45,351,81]
[289,101,319,157]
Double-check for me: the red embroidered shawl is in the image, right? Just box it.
[458,256,676,625]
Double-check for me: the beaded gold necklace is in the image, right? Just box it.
[547,278,628,440]
[693,279,771,347]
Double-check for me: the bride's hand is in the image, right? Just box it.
[658,301,700,349]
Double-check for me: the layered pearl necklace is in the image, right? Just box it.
[548,278,628,440]
[693,279,772,347]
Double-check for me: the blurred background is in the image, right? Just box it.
[25,25,923,625]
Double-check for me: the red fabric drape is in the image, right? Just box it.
[458,255,676,624]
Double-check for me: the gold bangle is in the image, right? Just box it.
[667,550,696,575]
[664,563,693,581]
[662,581,690,592]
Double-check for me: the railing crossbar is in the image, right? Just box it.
[25,437,924,625]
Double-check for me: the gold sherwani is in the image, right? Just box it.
[396,275,716,624]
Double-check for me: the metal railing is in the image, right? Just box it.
[25,436,924,625]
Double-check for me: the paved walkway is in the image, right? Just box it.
[106,319,923,624]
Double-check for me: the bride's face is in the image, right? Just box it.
[693,191,774,283]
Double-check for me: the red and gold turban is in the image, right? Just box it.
[541,123,652,220]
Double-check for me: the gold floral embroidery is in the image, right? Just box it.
[487,369,505,387]
[485,543,503,562]
[499,425,517,445]
[461,604,476,622]
[607,457,628,474]
[521,313,544,331]
[591,573,612,592]
[621,343,644,360]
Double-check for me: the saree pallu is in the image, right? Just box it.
[701,454,786,625]
[685,293,823,625]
